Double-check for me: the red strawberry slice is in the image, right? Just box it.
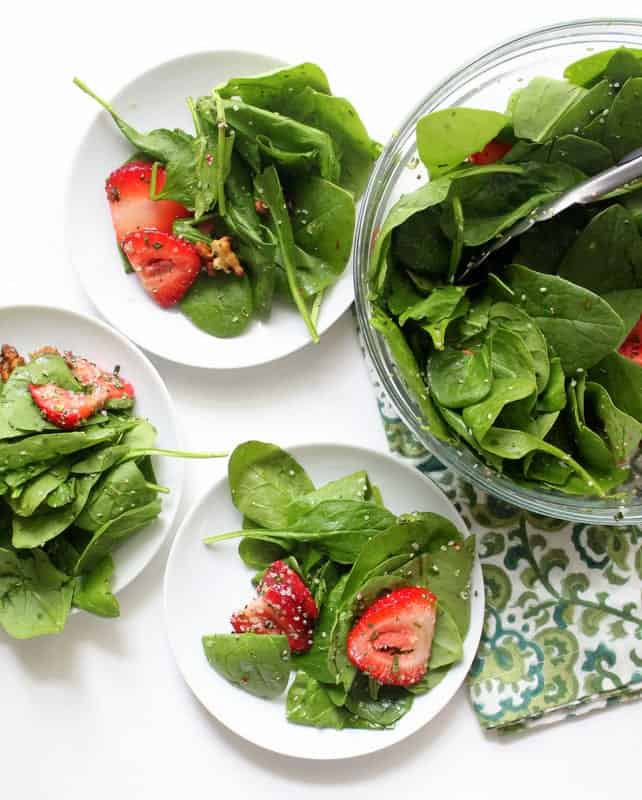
[122,230,201,308]
[347,586,437,686]
[619,316,642,365]
[469,140,512,165]
[64,352,135,402]
[105,161,190,243]
[29,384,101,430]
[230,560,319,653]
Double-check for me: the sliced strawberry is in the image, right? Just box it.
[230,560,319,653]
[64,352,134,402]
[29,384,101,430]
[347,586,437,686]
[469,140,512,165]
[122,230,201,308]
[619,316,642,365]
[258,560,318,653]
[231,597,284,636]
[105,161,190,243]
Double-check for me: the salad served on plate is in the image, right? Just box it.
[75,63,380,343]
[0,343,223,639]
[368,46,642,499]
[201,441,474,730]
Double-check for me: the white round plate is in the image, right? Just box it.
[66,50,356,369]
[0,304,183,594]
[164,442,484,760]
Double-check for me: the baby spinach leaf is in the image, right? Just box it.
[443,163,584,246]
[255,166,318,340]
[340,512,461,603]
[228,441,314,530]
[589,351,642,423]
[462,328,537,442]
[510,77,585,141]
[7,460,70,517]
[72,554,119,618]
[280,87,382,196]
[488,302,550,392]
[604,48,642,84]
[286,672,349,729]
[428,606,464,669]
[428,338,492,409]
[286,471,371,523]
[393,535,475,636]
[564,47,642,87]
[217,62,331,107]
[585,381,642,465]
[416,108,508,177]
[603,289,642,336]
[502,264,625,372]
[399,285,466,329]
[71,444,130,475]
[558,204,642,293]
[220,98,340,183]
[370,309,452,441]
[237,538,289,571]
[480,427,601,493]
[0,421,134,473]
[180,273,254,338]
[406,664,451,695]
[392,207,451,277]
[537,356,567,413]
[370,176,452,292]
[74,498,162,574]
[289,175,355,285]
[213,501,396,565]
[547,79,613,140]
[344,675,413,726]
[0,547,73,639]
[202,633,291,699]
[567,377,616,473]
[295,574,349,684]
[75,461,156,532]
[604,77,642,160]
[12,473,101,549]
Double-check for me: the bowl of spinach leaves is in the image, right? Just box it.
[354,20,642,524]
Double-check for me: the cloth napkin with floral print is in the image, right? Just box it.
[356,318,642,732]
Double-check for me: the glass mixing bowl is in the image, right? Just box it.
[354,18,642,525]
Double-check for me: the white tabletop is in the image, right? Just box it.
[5,1,640,796]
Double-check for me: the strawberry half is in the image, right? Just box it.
[469,140,512,165]
[231,560,318,653]
[122,230,201,308]
[64,352,135,403]
[619,316,642,366]
[105,161,189,243]
[346,586,437,686]
[29,384,101,430]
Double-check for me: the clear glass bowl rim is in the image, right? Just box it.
[354,17,642,526]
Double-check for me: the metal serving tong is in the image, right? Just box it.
[461,146,642,279]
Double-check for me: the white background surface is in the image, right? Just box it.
[3,1,641,797]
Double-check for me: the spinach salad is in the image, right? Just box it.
[0,345,223,639]
[202,441,474,730]
[368,47,642,498]
[75,64,380,342]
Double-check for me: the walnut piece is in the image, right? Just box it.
[0,344,25,381]
[206,237,244,277]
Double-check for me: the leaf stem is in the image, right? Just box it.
[187,96,202,136]
[149,161,162,200]
[213,92,227,216]
[311,291,324,328]
[145,481,170,495]
[73,77,114,114]
[125,448,227,461]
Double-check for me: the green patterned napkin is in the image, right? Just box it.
[356,318,642,732]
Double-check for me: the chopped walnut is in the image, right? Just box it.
[30,345,60,359]
[200,236,244,277]
[0,344,25,381]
